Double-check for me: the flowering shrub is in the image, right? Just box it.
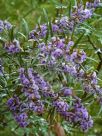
[0,0,102,135]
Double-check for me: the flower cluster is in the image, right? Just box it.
[28,0,100,41]
[38,37,86,66]
[53,98,93,132]
[37,31,102,98]
[82,72,102,96]
[7,95,28,127]
[4,39,21,54]
[71,100,93,132]
[38,37,69,66]
[38,35,102,102]
[19,68,44,114]
[71,6,93,23]
[0,20,12,32]
[7,66,95,132]
[7,68,57,127]
[19,68,57,113]
[62,62,102,97]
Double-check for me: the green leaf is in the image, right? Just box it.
[22,19,29,36]
[0,37,6,44]
[43,8,49,23]
[68,0,72,18]
[0,76,7,87]
[9,26,15,41]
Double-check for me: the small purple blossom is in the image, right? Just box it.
[52,24,59,32]
[7,96,20,111]
[67,41,74,50]
[60,87,72,96]
[53,100,69,114]
[0,20,12,32]
[86,0,100,9]
[59,16,69,28]
[71,50,87,64]
[14,113,28,127]
[90,72,97,85]
[52,48,63,58]
[29,100,44,113]
[4,20,12,30]
[29,24,47,40]
[4,39,21,54]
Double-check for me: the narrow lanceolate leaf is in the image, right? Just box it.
[74,0,77,6]
[43,8,49,24]
[22,19,29,36]
[0,76,7,87]
[43,8,49,42]
[97,106,102,116]
[68,0,72,18]
[0,37,6,44]
[17,32,26,40]
[49,21,53,37]
[9,26,15,41]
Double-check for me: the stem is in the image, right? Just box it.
[87,36,102,73]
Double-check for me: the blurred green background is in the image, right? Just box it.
[0,0,102,136]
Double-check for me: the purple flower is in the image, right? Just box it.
[4,39,21,54]
[29,24,47,40]
[72,6,93,23]
[38,42,46,53]
[20,74,30,86]
[59,16,68,28]
[51,37,65,49]
[66,41,74,50]
[80,118,93,132]
[96,87,102,96]
[94,0,100,8]
[53,100,69,114]
[4,20,12,30]
[71,50,86,64]
[62,63,77,77]
[60,87,72,96]
[52,48,63,58]
[14,113,28,127]
[7,96,20,111]
[0,20,12,32]
[73,100,93,132]
[86,2,92,9]
[83,9,93,19]
[53,98,93,132]
[52,24,59,32]
[29,100,44,113]
[86,0,100,9]
[90,72,97,85]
